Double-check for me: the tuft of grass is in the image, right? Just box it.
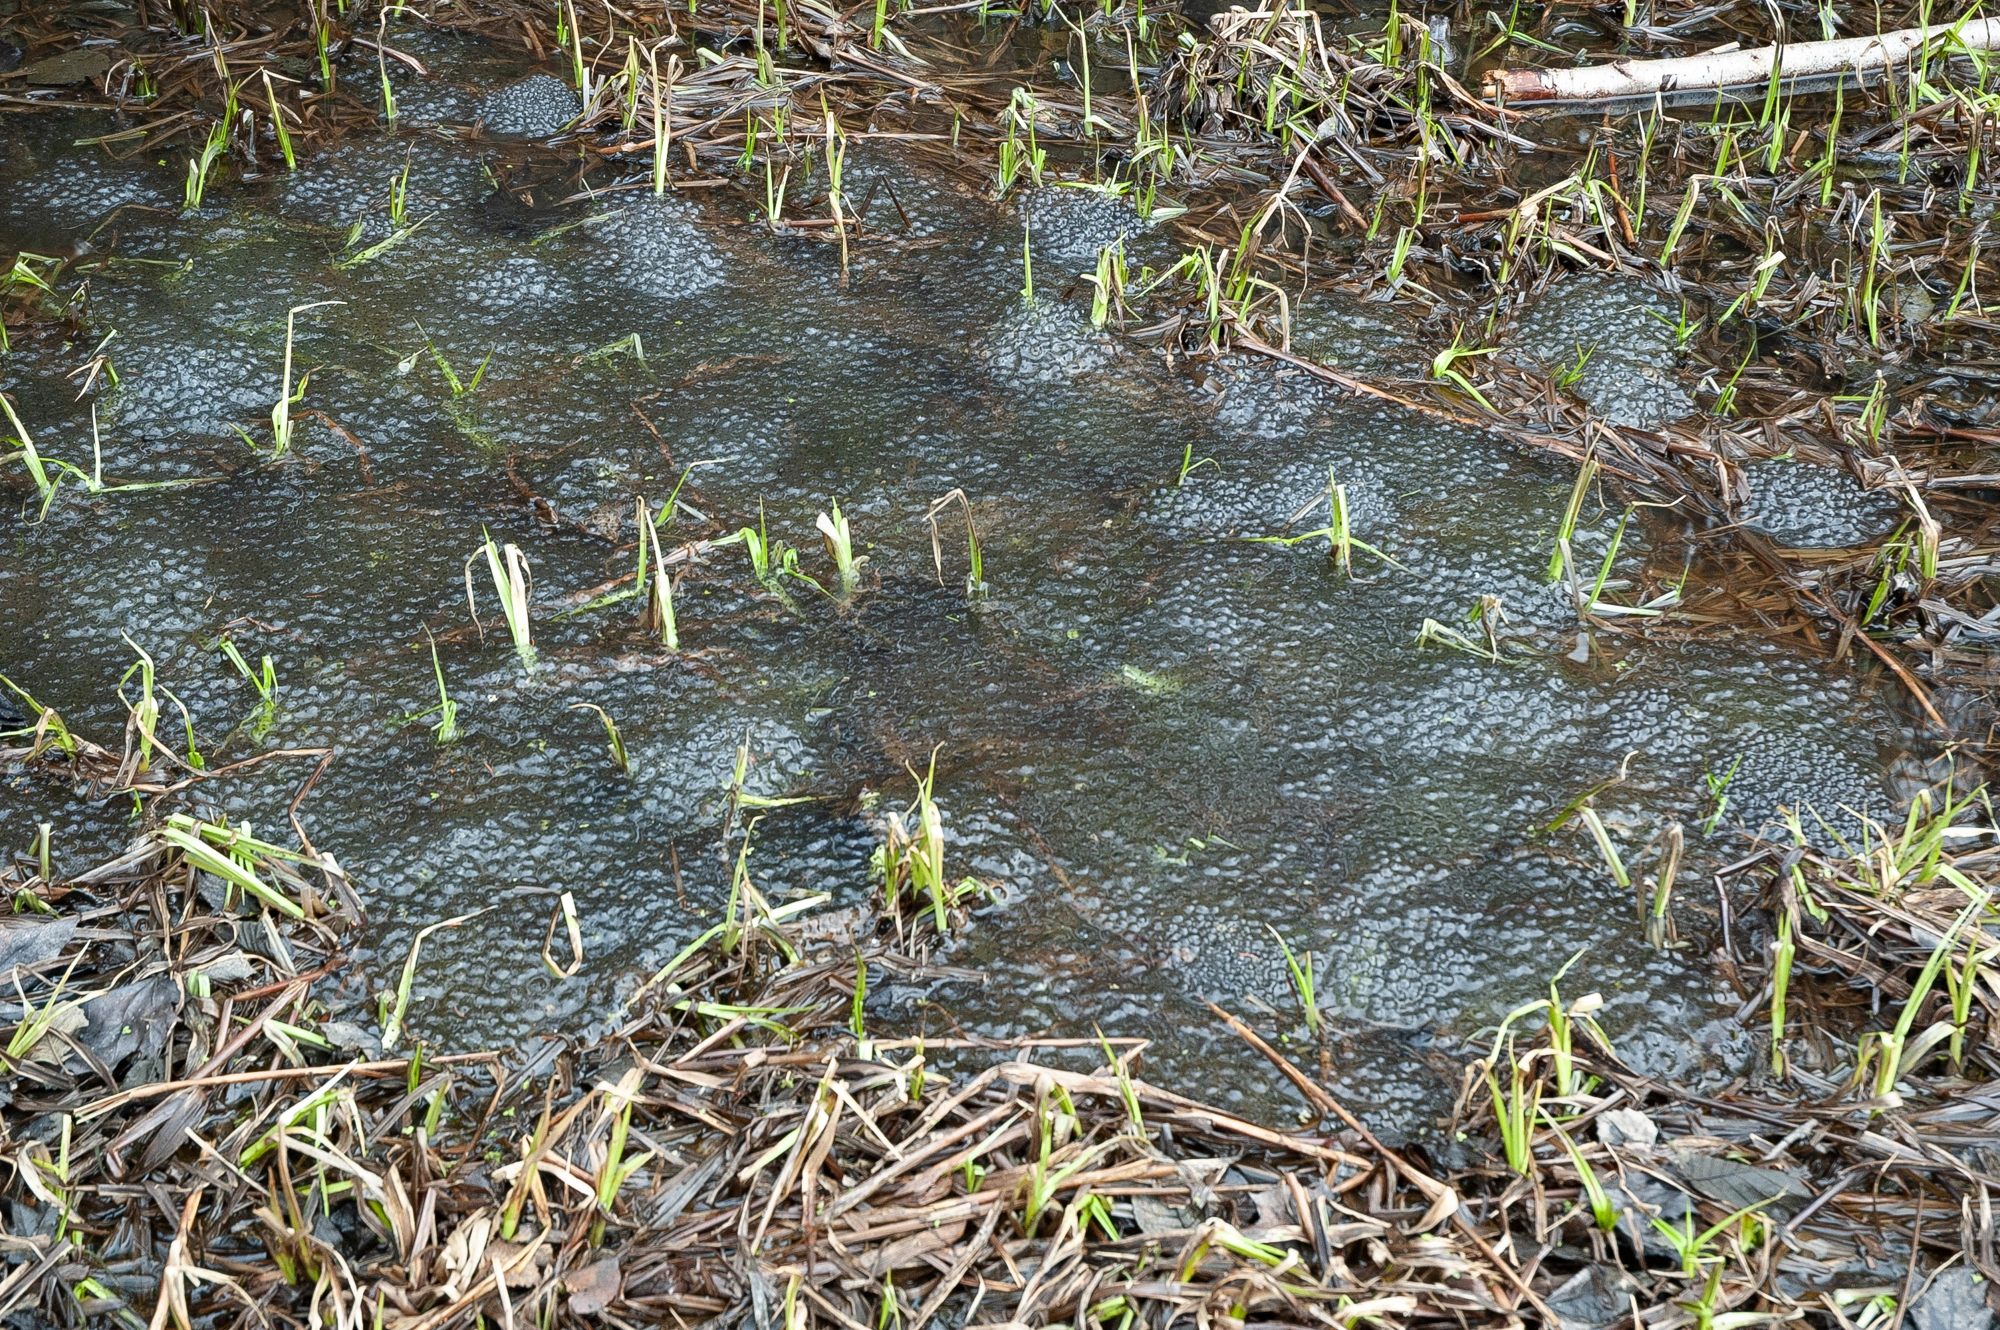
[647,47,676,197]
[1175,443,1219,486]
[1483,1036,1539,1175]
[1543,1110,1617,1231]
[596,1069,654,1213]
[849,952,870,1048]
[1701,755,1742,836]
[465,529,534,661]
[1265,925,1322,1035]
[184,121,228,210]
[3,956,85,1070]
[1087,239,1127,328]
[1020,209,1034,302]
[584,333,648,367]
[388,147,413,226]
[1547,457,1598,584]
[219,637,278,714]
[334,217,428,271]
[1862,890,1985,1100]
[424,332,493,399]
[543,889,585,978]
[1770,904,1795,1075]
[119,635,171,775]
[376,7,397,121]
[1247,468,1401,574]
[872,749,981,933]
[159,814,309,919]
[1430,338,1500,413]
[718,516,810,604]
[638,498,680,650]
[1416,596,1522,664]
[164,685,203,770]
[816,500,866,600]
[420,630,460,744]
[261,70,296,170]
[0,673,77,757]
[1576,804,1630,894]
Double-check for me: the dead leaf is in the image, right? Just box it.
[18,49,112,85]
[484,1235,547,1288]
[564,1256,622,1315]
[859,1218,966,1274]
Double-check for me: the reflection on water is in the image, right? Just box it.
[0,31,1913,1132]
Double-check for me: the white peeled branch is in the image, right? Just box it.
[1484,18,2000,104]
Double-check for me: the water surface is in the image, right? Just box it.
[0,34,1919,1130]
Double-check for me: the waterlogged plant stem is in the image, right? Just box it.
[379,908,491,1050]
[1578,805,1630,891]
[0,393,58,517]
[639,499,679,649]
[1648,821,1681,948]
[571,702,630,773]
[926,489,984,594]
[272,301,344,457]
[1770,906,1795,1075]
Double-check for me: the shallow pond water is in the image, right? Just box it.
[0,33,1923,1132]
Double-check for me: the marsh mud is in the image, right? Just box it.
[0,30,1933,1131]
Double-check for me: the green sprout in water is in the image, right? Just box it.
[816,499,866,600]
[119,634,173,776]
[465,529,534,663]
[849,951,869,1050]
[1552,340,1596,390]
[637,497,680,650]
[1020,210,1035,303]
[219,638,277,704]
[1576,804,1630,894]
[1246,468,1401,576]
[404,630,460,745]
[184,121,228,210]
[1647,820,1682,949]
[1701,755,1741,836]
[271,301,344,458]
[571,702,630,774]
[1770,903,1796,1076]
[1417,595,1520,664]
[1547,455,1598,584]
[389,147,413,227]
[262,70,296,170]
[1430,338,1500,414]
[872,748,982,934]
[0,392,59,519]
[0,673,76,758]
[1265,925,1323,1035]
[1175,442,1219,487]
[717,509,812,606]
[422,330,493,398]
